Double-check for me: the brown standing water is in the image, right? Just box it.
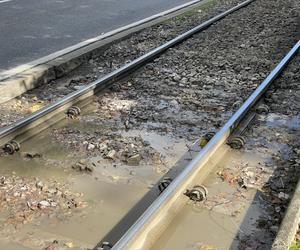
[0,119,189,249]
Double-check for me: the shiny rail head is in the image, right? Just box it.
[0,0,255,148]
[112,40,300,250]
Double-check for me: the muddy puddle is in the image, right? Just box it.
[152,102,300,249]
[264,114,300,130]
[0,112,190,249]
[0,4,298,246]
[152,148,268,250]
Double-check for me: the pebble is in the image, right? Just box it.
[169,99,180,110]
[87,143,95,151]
[129,170,136,176]
[36,181,44,190]
[21,151,42,159]
[38,200,51,209]
[72,160,93,172]
[98,142,108,151]
[278,192,289,199]
[106,150,116,159]
[127,154,141,166]
[157,100,169,110]
[72,85,82,90]
[64,242,74,248]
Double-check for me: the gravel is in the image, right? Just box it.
[0,174,85,227]
[0,0,299,248]
[50,0,299,152]
[0,0,242,128]
[234,54,300,249]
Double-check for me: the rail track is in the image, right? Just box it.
[112,41,300,250]
[0,0,299,249]
[0,0,255,147]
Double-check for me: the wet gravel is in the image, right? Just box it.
[50,0,299,157]
[0,174,87,249]
[234,53,300,249]
[0,0,299,249]
[0,0,244,128]
[186,54,300,250]
[151,51,300,250]
[50,0,299,246]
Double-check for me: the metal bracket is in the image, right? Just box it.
[199,131,215,148]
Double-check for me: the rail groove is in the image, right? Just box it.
[0,0,255,148]
[0,0,298,249]
[111,41,300,249]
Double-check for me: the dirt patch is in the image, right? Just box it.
[0,0,242,128]
[0,0,299,248]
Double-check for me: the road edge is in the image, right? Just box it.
[0,0,204,104]
[272,179,300,250]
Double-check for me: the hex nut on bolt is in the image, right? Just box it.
[228,136,245,149]
[256,104,270,114]
[97,241,112,250]
[3,140,20,154]
[66,106,81,119]
[158,177,173,193]
[184,185,208,202]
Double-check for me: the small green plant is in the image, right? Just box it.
[290,241,300,250]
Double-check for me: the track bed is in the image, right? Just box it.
[152,55,300,250]
[0,0,299,249]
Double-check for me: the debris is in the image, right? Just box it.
[38,200,51,209]
[64,242,74,248]
[36,181,44,190]
[127,154,141,166]
[72,160,93,172]
[105,150,116,160]
[21,151,42,159]
[278,192,289,200]
[29,103,44,112]
[87,143,95,151]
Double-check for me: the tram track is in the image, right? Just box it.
[0,0,255,148]
[0,0,299,249]
[118,41,299,250]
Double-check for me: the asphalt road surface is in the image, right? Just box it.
[0,0,189,72]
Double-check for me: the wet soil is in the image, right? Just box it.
[0,0,242,129]
[0,0,299,249]
[152,47,300,250]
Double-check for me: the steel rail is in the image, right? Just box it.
[0,0,255,147]
[112,41,300,250]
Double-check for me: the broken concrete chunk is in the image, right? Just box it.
[105,150,116,159]
[38,200,50,209]
[21,151,42,159]
[72,159,93,172]
[86,143,95,151]
[127,154,141,166]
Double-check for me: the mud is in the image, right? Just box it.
[0,0,242,129]
[0,0,299,249]
[0,132,163,249]
[152,47,300,250]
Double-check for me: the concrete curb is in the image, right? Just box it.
[272,179,300,250]
[0,0,204,104]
